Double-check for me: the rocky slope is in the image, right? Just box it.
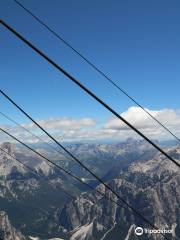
[57,147,180,240]
[0,211,27,240]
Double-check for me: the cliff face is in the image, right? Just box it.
[0,211,26,240]
[58,148,180,240]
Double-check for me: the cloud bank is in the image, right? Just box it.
[1,107,180,143]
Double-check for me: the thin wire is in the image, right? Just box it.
[0,20,179,170]
[13,0,180,144]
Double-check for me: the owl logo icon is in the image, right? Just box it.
[135,227,144,236]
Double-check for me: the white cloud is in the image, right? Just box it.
[24,117,96,131]
[104,106,157,130]
[104,106,180,140]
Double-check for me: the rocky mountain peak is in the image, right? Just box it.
[0,142,14,155]
[0,142,26,178]
[0,211,26,240]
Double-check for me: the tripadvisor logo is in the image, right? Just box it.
[134,226,173,236]
[135,227,143,236]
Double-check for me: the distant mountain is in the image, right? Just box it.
[15,139,158,188]
[22,139,158,181]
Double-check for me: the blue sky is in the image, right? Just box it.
[0,0,180,142]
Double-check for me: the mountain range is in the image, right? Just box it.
[0,140,179,239]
